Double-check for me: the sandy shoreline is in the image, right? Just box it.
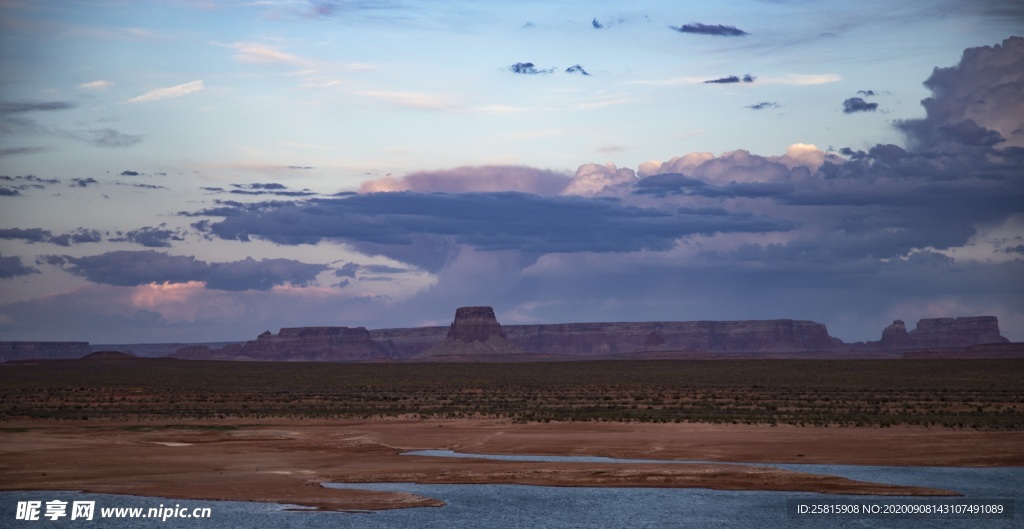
[2,419,1021,511]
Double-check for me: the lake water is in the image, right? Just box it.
[3,452,1020,528]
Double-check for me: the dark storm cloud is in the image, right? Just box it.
[0,146,52,157]
[0,227,103,246]
[746,101,780,110]
[0,100,77,115]
[235,183,287,190]
[46,250,328,291]
[704,75,754,85]
[0,228,52,243]
[635,174,794,199]
[843,97,878,113]
[565,64,591,76]
[197,192,796,255]
[0,254,39,278]
[71,177,99,187]
[3,175,60,185]
[180,199,300,218]
[361,264,409,274]
[110,225,185,248]
[670,23,748,36]
[48,228,103,247]
[509,62,555,75]
[335,262,360,278]
[228,182,317,197]
[0,187,20,196]
[118,182,168,190]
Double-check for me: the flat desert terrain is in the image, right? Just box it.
[3,419,1022,511]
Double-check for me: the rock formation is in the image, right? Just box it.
[418,306,523,358]
[879,320,910,349]
[0,341,92,363]
[877,316,1007,350]
[504,319,841,355]
[167,312,1011,362]
[172,326,387,361]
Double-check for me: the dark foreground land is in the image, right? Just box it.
[2,359,1023,511]
[2,358,1022,429]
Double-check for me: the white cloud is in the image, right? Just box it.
[125,80,204,104]
[357,90,459,111]
[756,73,842,85]
[229,42,306,65]
[561,162,637,197]
[78,80,113,90]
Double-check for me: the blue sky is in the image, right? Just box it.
[1,0,1022,344]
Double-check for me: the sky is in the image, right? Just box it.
[1,0,1023,344]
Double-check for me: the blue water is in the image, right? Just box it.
[3,452,1020,528]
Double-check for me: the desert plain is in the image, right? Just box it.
[2,358,1022,511]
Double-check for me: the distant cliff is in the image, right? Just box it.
[505,319,842,356]
[0,341,92,363]
[877,316,1008,350]
[172,326,387,361]
[169,310,1012,362]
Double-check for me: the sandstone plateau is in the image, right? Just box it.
[166,308,1016,362]
[3,309,1017,363]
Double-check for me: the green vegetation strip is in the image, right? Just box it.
[1,359,1022,429]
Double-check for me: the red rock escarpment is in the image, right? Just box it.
[879,316,1008,350]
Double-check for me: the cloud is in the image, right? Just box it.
[565,64,591,76]
[670,23,748,36]
[746,101,780,110]
[0,146,53,157]
[1,100,141,148]
[357,90,458,111]
[592,18,603,29]
[0,227,103,246]
[229,42,307,65]
[843,97,878,113]
[561,163,636,197]
[111,225,185,248]
[125,80,204,104]
[509,62,555,75]
[0,100,77,115]
[221,182,318,197]
[757,74,841,86]
[359,165,572,195]
[195,192,796,263]
[46,250,329,291]
[704,75,755,84]
[120,170,139,176]
[71,177,99,187]
[335,262,360,278]
[78,80,113,90]
[48,228,103,247]
[0,254,39,278]
[0,228,52,243]
[85,128,143,147]
[896,36,1024,149]
[857,89,878,97]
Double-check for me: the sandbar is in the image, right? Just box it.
[2,419,1021,511]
